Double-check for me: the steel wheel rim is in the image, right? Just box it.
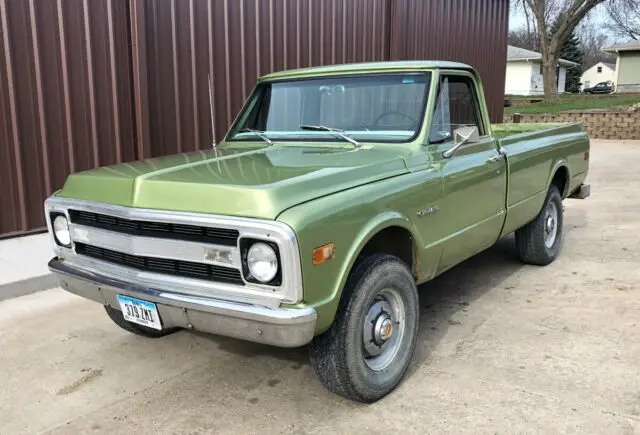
[362,288,406,372]
[544,201,558,248]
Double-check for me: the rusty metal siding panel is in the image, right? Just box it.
[144,0,219,156]
[130,0,152,159]
[86,0,135,166]
[0,0,26,235]
[226,0,248,122]
[388,0,508,122]
[141,0,392,147]
[146,1,177,156]
[0,0,135,237]
[2,0,51,232]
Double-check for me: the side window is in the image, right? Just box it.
[429,75,482,143]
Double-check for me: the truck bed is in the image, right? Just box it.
[493,121,590,237]
[491,122,581,140]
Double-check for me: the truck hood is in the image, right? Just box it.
[57,144,409,219]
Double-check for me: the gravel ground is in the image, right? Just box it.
[1,139,639,434]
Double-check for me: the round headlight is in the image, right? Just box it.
[247,242,278,283]
[53,215,71,247]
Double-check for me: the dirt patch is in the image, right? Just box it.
[56,368,103,396]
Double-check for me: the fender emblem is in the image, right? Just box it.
[417,206,439,217]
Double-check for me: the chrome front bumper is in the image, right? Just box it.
[49,258,317,347]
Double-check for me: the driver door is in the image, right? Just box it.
[427,73,507,272]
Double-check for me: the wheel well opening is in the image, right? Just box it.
[551,166,569,197]
[357,226,415,276]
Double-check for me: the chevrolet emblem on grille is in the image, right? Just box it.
[203,247,233,264]
[71,227,90,243]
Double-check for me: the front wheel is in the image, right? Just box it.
[515,185,563,265]
[309,254,419,403]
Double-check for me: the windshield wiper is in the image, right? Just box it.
[236,127,273,146]
[299,125,361,148]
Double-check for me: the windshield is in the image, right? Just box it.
[228,73,432,144]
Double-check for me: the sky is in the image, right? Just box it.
[508,2,610,31]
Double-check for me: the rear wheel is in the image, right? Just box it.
[309,254,419,403]
[515,185,563,265]
[104,305,178,338]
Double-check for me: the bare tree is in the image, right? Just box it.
[577,21,616,71]
[509,28,540,51]
[511,0,540,50]
[605,0,640,40]
[521,0,608,100]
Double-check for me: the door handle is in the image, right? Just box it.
[487,155,502,163]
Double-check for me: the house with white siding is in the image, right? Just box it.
[505,45,579,95]
[580,62,616,91]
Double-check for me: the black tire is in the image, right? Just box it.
[515,185,563,266]
[309,253,419,403]
[104,304,178,338]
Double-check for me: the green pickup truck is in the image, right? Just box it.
[46,61,590,402]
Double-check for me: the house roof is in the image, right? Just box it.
[507,45,542,61]
[602,42,640,53]
[507,45,579,67]
[586,62,616,72]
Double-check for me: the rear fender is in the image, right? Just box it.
[547,160,570,198]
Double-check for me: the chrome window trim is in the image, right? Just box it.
[44,197,304,305]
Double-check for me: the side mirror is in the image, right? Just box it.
[442,126,480,158]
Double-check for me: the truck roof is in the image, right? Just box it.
[259,60,473,81]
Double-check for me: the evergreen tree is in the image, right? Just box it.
[551,17,584,93]
[560,31,584,93]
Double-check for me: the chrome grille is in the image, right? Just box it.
[46,197,304,304]
[69,210,239,246]
[75,242,244,285]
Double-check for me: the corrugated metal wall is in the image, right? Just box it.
[1,0,509,237]
[137,0,507,154]
[0,0,135,237]
[138,0,391,156]
[389,0,509,121]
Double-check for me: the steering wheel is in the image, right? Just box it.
[372,111,419,127]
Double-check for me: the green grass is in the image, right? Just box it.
[504,94,640,115]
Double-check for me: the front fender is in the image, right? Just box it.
[276,177,426,334]
[330,210,420,299]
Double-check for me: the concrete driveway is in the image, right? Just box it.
[1,139,639,434]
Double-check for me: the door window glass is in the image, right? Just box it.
[429,75,482,143]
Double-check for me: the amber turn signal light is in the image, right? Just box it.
[312,243,335,265]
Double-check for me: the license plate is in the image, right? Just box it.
[116,295,162,330]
